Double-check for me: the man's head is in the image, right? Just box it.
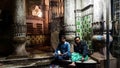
[60,35,66,43]
[74,36,81,44]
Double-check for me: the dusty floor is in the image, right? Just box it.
[0,45,54,68]
[0,53,54,68]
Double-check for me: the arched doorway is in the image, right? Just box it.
[25,0,52,54]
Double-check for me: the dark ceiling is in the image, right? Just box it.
[0,0,13,10]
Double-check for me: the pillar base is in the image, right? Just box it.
[91,52,117,68]
[12,37,29,56]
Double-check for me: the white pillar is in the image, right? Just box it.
[64,0,76,41]
[102,0,112,30]
[13,0,28,56]
[76,0,81,9]
[93,0,112,30]
[93,0,103,22]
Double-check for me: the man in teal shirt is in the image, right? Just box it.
[54,36,71,60]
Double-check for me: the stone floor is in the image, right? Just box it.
[0,45,54,68]
[0,53,98,68]
[0,45,98,68]
[0,53,54,68]
[51,58,97,68]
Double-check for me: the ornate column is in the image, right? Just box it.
[12,0,28,56]
[91,0,117,68]
[64,0,76,42]
[93,0,113,55]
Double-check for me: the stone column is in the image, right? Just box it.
[44,0,49,34]
[64,0,76,42]
[92,1,117,68]
[93,0,103,22]
[93,0,113,55]
[12,0,28,56]
[102,0,112,30]
[93,0,112,30]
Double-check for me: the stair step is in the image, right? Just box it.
[0,53,54,68]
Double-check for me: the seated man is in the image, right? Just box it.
[69,36,89,66]
[54,36,71,60]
